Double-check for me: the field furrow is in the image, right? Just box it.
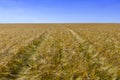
[0,31,48,79]
[16,30,52,80]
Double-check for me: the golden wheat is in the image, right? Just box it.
[0,24,120,80]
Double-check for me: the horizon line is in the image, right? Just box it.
[0,22,120,24]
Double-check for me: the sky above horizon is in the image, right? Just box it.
[0,0,120,23]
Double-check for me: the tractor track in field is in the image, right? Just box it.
[66,27,97,79]
[66,27,98,58]
[0,31,49,80]
[16,30,52,80]
[66,27,96,51]
[67,28,85,43]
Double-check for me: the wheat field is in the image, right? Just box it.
[0,24,120,80]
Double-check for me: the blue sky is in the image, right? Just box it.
[0,0,120,23]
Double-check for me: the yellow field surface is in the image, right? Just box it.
[0,24,120,80]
